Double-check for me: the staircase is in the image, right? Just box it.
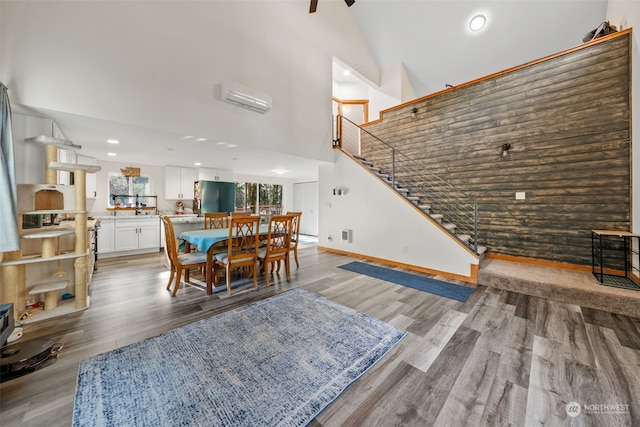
[354,154,487,256]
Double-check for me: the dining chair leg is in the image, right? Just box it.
[172,268,183,297]
[226,264,232,295]
[263,261,271,287]
[252,265,258,290]
[293,248,299,268]
[166,267,175,291]
[212,264,219,286]
[285,256,291,282]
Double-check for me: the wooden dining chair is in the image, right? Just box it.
[162,216,208,296]
[286,211,302,268]
[204,212,228,230]
[213,215,260,295]
[258,215,293,287]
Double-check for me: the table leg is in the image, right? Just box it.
[206,249,213,295]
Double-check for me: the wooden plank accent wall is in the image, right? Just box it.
[359,32,631,267]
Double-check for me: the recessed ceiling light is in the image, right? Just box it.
[343,69,351,77]
[194,137,207,142]
[194,162,201,166]
[272,169,287,175]
[469,14,486,32]
[216,141,226,145]
[107,139,119,144]
[226,144,237,148]
[183,135,194,140]
[107,152,117,156]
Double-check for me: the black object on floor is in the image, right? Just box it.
[0,338,63,382]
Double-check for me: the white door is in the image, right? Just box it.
[293,182,318,236]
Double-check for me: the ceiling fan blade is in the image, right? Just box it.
[309,0,318,13]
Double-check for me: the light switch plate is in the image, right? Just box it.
[515,192,526,200]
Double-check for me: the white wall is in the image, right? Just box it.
[318,152,478,279]
[0,1,380,167]
[11,113,48,184]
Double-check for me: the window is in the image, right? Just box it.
[108,173,151,207]
[234,182,282,215]
[259,184,282,215]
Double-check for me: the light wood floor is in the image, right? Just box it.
[1,242,639,426]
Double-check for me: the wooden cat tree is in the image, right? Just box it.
[0,136,100,320]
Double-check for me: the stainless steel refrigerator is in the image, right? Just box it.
[194,181,235,216]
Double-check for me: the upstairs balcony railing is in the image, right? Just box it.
[334,115,480,254]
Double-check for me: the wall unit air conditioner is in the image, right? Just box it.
[220,81,272,114]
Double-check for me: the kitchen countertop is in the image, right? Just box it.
[95,215,160,220]
[165,216,204,224]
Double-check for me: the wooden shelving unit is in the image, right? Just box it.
[0,136,101,320]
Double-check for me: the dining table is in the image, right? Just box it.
[179,224,269,294]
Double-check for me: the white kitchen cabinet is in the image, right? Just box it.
[114,218,160,252]
[165,166,195,200]
[197,167,233,182]
[97,218,115,255]
[77,155,98,199]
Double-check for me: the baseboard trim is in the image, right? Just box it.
[318,245,478,286]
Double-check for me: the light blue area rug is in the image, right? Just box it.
[72,288,406,427]
[339,261,475,302]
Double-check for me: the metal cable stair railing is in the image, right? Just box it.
[335,115,485,255]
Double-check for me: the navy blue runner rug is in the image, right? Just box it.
[338,261,475,302]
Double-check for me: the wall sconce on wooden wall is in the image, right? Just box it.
[411,108,418,119]
[499,143,512,158]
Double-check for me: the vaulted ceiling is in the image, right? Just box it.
[1,1,609,180]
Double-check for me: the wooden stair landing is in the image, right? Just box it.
[478,258,640,318]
